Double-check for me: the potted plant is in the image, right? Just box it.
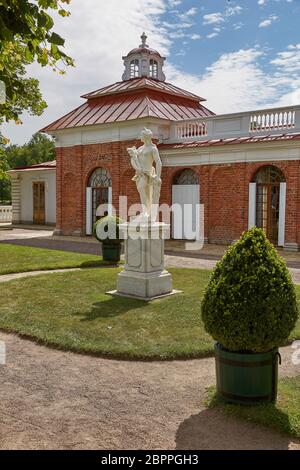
[94,215,123,263]
[202,227,298,404]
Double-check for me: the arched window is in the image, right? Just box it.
[149,59,158,79]
[130,59,139,78]
[88,168,112,188]
[174,169,199,185]
[253,165,285,184]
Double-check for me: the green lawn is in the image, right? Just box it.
[206,376,300,437]
[0,243,106,274]
[0,267,300,359]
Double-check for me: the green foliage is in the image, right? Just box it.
[0,132,55,201]
[0,0,73,124]
[94,216,123,244]
[4,132,55,168]
[201,227,299,353]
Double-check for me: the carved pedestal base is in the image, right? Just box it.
[107,222,179,301]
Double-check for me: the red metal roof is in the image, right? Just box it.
[159,133,300,151]
[41,89,214,132]
[11,160,56,171]
[81,77,204,101]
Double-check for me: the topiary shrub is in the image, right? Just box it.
[201,227,298,353]
[94,216,123,244]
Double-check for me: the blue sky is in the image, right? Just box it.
[2,0,300,144]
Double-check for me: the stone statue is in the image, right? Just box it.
[127,128,162,220]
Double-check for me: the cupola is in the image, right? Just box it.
[122,33,166,82]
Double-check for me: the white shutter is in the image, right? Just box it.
[108,187,113,216]
[172,184,200,239]
[86,187,93,235]
[278,182,286,247]
[248,183,256,229]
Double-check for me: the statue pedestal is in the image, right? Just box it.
[107,222,179,301]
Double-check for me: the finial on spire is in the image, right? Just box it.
[140,32,148,48]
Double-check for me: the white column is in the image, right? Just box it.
[278,182,286,247]
[248,183,256,229]
[11,175,21,223]
[86,187,93,235]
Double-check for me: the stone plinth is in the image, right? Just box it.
[108,222,177,301]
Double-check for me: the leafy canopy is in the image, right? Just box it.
[0,132,55,202]
[0,0,73,125]
[201,227,299,353]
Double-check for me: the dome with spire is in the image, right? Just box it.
[122,33,166,82]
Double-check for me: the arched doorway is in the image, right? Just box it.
[172,169,200,239]
[86,168,112,235]
[249,165,286,246]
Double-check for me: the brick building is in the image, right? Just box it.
[35,34,300,249]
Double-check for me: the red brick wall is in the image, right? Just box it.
[56,142,300,245]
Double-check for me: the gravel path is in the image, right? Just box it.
[1,250,300,449]
[0,332,299,450]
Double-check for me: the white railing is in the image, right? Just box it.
[250,109,295,132]
[175,121,207,139]
[168,105,300,143]
[0,205,12,223]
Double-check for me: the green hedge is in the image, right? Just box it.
[201,227,299,352]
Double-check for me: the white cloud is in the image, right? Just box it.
[2,0,300,145]
[178,7,197,20]
[203,12,225,25]
[226,5,243,16]
[168,0,181,6]
[270,43,300,72]
[258,0,267,5]
[190,34,201,40]
[207,32,219,39]
[259,15,278,27]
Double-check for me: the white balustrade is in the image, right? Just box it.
[167,105,300,143]
[0,206,12,223]
[250,110,295,132]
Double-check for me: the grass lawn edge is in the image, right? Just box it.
[205,381,300,439]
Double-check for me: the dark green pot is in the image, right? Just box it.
[215,343,281,405]
[102,243,121,263]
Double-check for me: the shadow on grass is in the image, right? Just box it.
[175,407,292,450]
[75,296,147,321]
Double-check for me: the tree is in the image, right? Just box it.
[5,132,55,168]
[0,132,55,202]
[0,0,74,125]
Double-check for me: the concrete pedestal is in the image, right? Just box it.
[108,222,178,301]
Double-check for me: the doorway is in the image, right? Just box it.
[172,169,200,240]
[86,168,112,235]
[33,181,45,225]
[253,166,285,245]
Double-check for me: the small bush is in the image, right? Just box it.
[201,227,298,352]
[94,216,123,244]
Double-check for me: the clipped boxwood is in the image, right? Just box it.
[201,227,299,353]
[94,216,123,245]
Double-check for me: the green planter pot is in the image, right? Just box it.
[215,343,281,405]
[102,243,121,263]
